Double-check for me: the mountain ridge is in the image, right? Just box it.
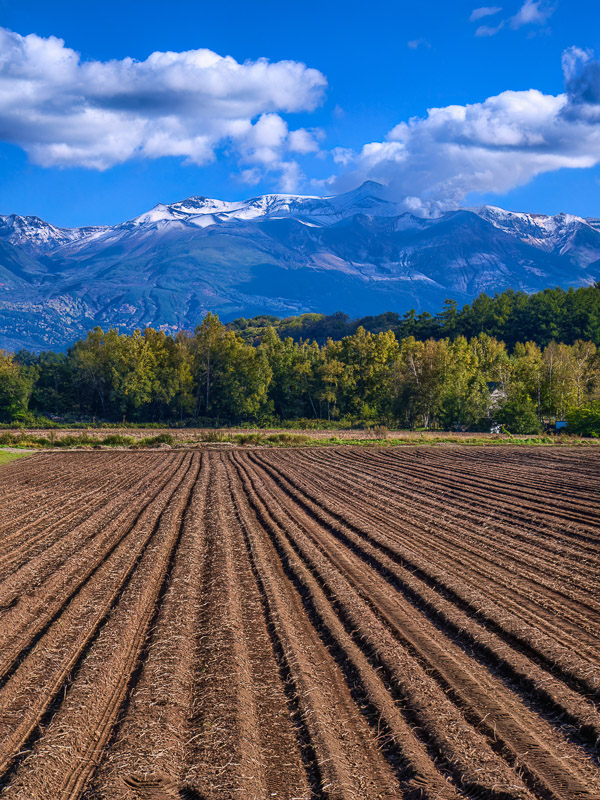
[1,182,599,351]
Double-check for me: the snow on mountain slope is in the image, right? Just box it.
[129,181,400,228]
[10,183,598,262]
[472,206,600,266]
[0,214,109,255]
[586,218,600,233]
[35,182,404,259]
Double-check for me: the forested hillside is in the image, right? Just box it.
[228,285,600,348]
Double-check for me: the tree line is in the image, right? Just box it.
[229,284,600,349]
[2,310,599,434]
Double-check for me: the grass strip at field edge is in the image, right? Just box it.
[0,450,31,466]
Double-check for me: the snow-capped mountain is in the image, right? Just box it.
[0,182,599,351]
[130,180,403,226]
[44,181,406,259]
[0,214,108,255]
[472,206,600,267]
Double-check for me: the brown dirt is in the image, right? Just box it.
[0,446,598,800]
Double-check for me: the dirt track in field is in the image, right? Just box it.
[0,448,599,800]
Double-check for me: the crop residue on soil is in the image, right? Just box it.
[0,446,599,799]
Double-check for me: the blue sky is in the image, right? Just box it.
[1,0,600,225]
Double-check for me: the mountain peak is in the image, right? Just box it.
[357,179,385,191]
[337,180,386,199]
[361,179,385,191]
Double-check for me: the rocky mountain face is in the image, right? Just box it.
[1,181,599,351]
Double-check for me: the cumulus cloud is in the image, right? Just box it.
[231,115,323,190]
[0,26,326,188]
[470,6,503,22]
[324,50,600,214]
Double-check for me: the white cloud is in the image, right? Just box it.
[288,128,322,154]
[331,147,355,166]
[278,161,305,193]
[0,25,326,186]
[470,6,503,22]
[238,168,262,186]
[325,50,600,213]
[471,1,555,37]
[231,116,323,191]
[407,39,431,50]
[475,21,506,36]
[510,0,555,28]
[561,46,593,84]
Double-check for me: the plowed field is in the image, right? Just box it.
[0,447,599,800]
